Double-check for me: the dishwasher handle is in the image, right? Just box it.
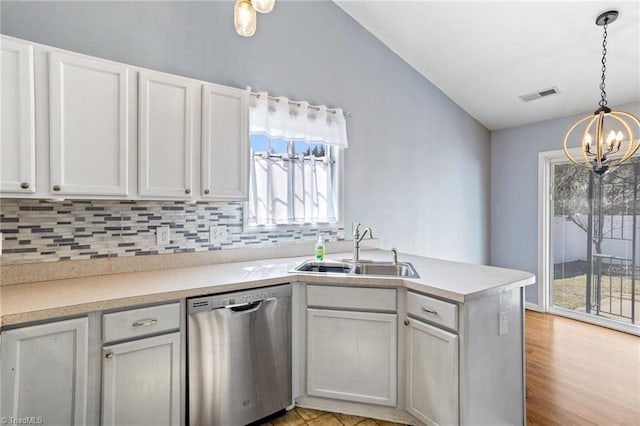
[225,297,276,313]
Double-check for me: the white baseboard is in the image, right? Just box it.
[525,302,543,312]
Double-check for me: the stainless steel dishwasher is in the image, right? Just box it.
[187,284,292,426]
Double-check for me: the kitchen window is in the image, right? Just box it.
[246,91,347,227]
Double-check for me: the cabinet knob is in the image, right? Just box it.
[105,352,114,360]
[185,188,191,194]
[52,185,61,192]
[20,182,30,189]
[204,189,210,195]
[404,319,410,326]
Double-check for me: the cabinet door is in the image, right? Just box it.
[0,317,89,425]
[201,83,249,200]
[1,37,35,193]
[102,332,180,426]
[307,308,397,406]
[406,318,459,426]
[138,70,194,198]
[49,51,129,196]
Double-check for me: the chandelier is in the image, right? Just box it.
[563,10,640,175]
[234,0,275,37]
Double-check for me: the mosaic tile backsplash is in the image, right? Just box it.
[0,199,343,265]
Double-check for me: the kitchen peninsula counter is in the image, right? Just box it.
[0,249,534,327]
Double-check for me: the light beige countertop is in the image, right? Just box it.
[0,249,535,327]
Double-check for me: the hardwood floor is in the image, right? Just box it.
[525,311,640,425]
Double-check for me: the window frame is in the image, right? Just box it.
[243,137,344,231]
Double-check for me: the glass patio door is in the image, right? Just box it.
[551,158,639,333]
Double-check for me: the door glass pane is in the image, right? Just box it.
[552,159,640,327]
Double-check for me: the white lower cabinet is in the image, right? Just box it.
[406,318,459,426]
[0,317,89,425]
[307,308,397,406]
[0,302,182,426]
[102,332,181,426]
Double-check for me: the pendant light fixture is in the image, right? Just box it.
[563,10,640,175]
[234,0,257,37]
[234,0,275,37]
[252,0,275,14]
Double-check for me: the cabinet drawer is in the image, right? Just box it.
[307,285,396,312]
[103,302,180,343]
[407,291,458,331]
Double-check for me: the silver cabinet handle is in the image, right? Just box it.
[421,306,438,315]
[185,188,191,194]
[105,352,114,360]
[204,189,210,195]
[132,318,158,327]
[20,182,30,189]
[52,185,61,192]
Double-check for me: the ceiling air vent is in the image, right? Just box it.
[519,87,560,102]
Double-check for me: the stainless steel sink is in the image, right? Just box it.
[353,262,419,278]
[292,259,419,279]
[293,260,355,274]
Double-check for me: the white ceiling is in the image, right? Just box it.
[335,1,640,130]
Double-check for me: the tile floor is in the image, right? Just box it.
[260,407,406,426]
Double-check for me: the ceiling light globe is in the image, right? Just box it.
[251,0,275,14]
[235,0,257,37]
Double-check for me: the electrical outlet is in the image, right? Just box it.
[156,226,170,245]
[499,310,509,335]
[209,225,228,244]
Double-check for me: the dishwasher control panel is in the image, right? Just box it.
[187,284,291,314]
[222,290,276,307]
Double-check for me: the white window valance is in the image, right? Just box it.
[249,91,349,147]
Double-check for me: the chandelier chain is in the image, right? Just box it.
[599,22,608,108]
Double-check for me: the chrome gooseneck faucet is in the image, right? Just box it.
[352,222,373,262]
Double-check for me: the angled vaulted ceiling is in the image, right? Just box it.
[335,1,640,130]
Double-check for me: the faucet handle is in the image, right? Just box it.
[352,222,360,236]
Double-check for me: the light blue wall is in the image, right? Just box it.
[1,1,491,264]
[491,101,640,304]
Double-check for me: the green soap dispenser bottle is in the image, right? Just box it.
[315,236,325,261]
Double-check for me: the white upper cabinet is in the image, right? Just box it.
[1,37,36,193]
[49,51,130,196]
[1,36,251,201]
[201,83,249,200]
[138,70,194,198]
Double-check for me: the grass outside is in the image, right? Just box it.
[553,274,638,310]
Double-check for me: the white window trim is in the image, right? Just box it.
[242,144,344,231]
[538,147,640,335]
[537,148,571,313]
